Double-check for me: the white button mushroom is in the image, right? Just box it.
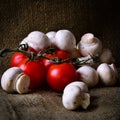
[97,63,117,86]
[20,31,51,51]
[62,82,90,110]
[77,33,102,56]
[1,67,30,94]
[77,65,99,87]
[55,29,76,52]
[46,31,56,46]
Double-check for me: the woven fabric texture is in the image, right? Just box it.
[0,0,120,120]
[0,0,120,67]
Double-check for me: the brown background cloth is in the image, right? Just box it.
[0,0,120,120]
[0,0,120,68]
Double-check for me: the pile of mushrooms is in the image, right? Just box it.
[0,29,119,111]
[61,32,118,110]
[46,30,118,110]
[76,33,118,87]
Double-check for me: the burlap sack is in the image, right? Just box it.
[0,0,120,120]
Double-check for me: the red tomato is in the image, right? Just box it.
[55,50,70,60]
[42,54,56,70]
[10,52,27,67]
[18,59,46,89]
[47,63,78,92]
[28,46,38,54]
[42,50,70,70]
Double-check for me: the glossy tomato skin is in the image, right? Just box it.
[47,63,78,92]
[18,59,46,89]
[55,50,70,60]
[10,52,27,67]
[42,54,55,71]
[10,46,38,67]
[42,50,71,71]
[28,46,38,54]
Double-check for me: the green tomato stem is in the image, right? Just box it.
[0,44,100,66]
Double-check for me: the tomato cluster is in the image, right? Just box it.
[10,48,78,92]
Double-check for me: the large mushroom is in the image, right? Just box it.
[55,29,76,52]
[46,31,56,47]
[77,65,99,87]
[62,81,90,110]
[20,31,51,52]
[1,67,30,94]
[77,33,102,57]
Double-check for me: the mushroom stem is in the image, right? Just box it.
[81,93,90,109]
[72,54,99,67]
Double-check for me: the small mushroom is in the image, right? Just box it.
[77,33,102,56]
[77,65,99,87]
[1,67,30,94]
[46,31,56,46]
[62,82,90,110]
[20,31,51,52]
[97,63,117,86]
[55,29,76,52]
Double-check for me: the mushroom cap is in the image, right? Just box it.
[77,33,102,56]
[97,63,116,86]
[55,30,76,52]
[1,67,30,94]
[46,31,56,46]
[62,83,90,110]
[1,67,23,92]
[20,31,51,51]
[81,33,95,44]
[62,85,82,110]
[77,65,99,87]
[63,81,88,93]
[46,31,56,38]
